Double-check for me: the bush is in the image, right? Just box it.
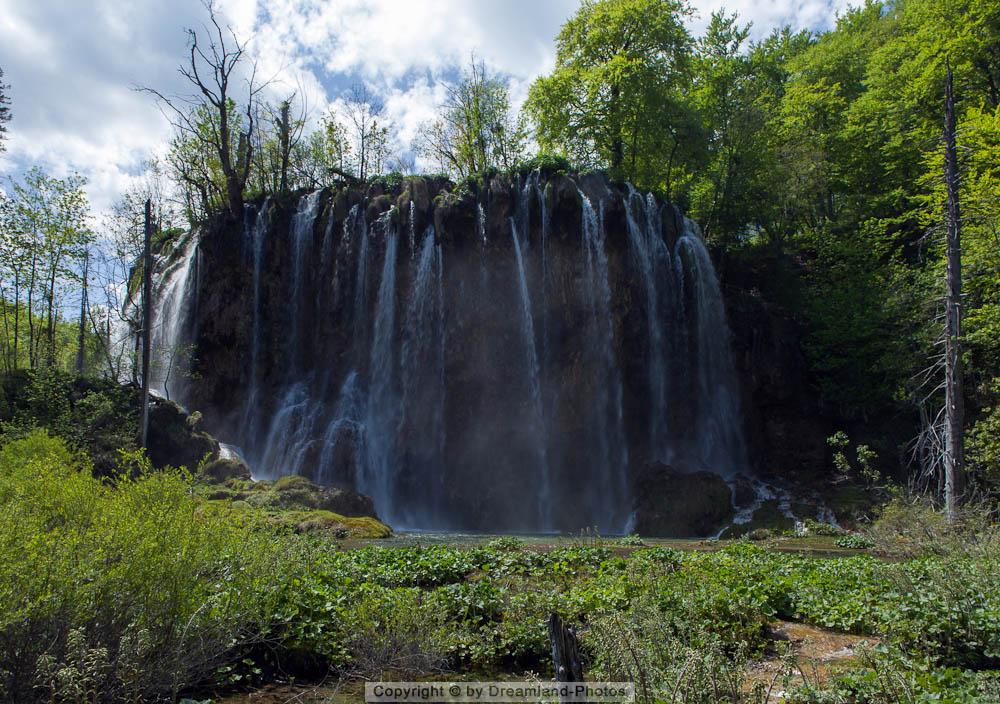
[587,595,772,704]
[865,496,991,557]
[835,533,875,549]
[0,430,283,702]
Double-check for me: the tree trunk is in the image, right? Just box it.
[548,613,584,683]
[12,271,19,370]
[943,60,965,521]
[279,101,291,193]
[76,251,89,375]
[27,251,37,368]
[140,199,153,449]
[609,84,623,173]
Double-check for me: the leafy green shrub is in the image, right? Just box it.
[0,430,283,702]
[0,370,139,475]
[803,519,845,536]
[485,535,525,551]
[513,153,572,175]
[337,585,451,678]
[789,644,989,703]
[620,533,646,546]
[835,533,875,549]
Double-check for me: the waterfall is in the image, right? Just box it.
[399,227,446,527]
[289,190,323,370]
[149,230,200,401]
[361,216,400,519]
[510,217,551,528]
[675,219,748,474]
[244,200,270,438]
[176,178,751,534]
[624,185,673,462]
[580,193,629,531]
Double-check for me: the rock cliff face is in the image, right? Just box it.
[151,171,831,534]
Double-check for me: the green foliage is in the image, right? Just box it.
[525,0,699,193]
[513,153,572,176]
[0,430,283,701]
[416,58,527,179]
[0,370,139,475]
[836,533,876,549]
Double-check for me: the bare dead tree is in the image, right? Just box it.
[139,0,265,220]
[943,59,964,520]
[344,84,390,181]
[907,62,966,518]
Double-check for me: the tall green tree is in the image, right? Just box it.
[525,0,699,195]
[1,169,92,371]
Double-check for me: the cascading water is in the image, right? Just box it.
[675,219,748,474]
[149,230,200,400]
[362,215,400,519]
[161,174,752,534]
[289,190,323,372]
[398,227,446,527]
[244,200,270,437]
[580,194,629,531]
[510,217,551,528]
[623,186,673,462]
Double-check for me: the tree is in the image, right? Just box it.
[343,84,390,181]
[687,16,810,244]
[416,57,527,178]
[141,0,263,220]
[95,160,173,383]
[0,67,11,153]
[525,0,698,193]
[1,169,91,370]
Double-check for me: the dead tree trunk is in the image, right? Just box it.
[140,199,153,448]
[943,60,965,521]
[548,613,584,683]
[279,100,291,193]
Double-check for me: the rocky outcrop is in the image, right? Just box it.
[632,463,734,537]
[145,398,219,470]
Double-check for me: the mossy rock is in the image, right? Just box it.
[269,474,378,517]
[268,509,392,538]
[146,399,219,470]
[200,458,251,484]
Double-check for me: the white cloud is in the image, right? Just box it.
[0,0,858,218]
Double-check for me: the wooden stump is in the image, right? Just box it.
[548,613,584,682]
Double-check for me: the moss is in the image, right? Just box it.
[272,475,314,492]
[268,509,391,538]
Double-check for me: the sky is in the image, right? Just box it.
[0,0,856,217]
